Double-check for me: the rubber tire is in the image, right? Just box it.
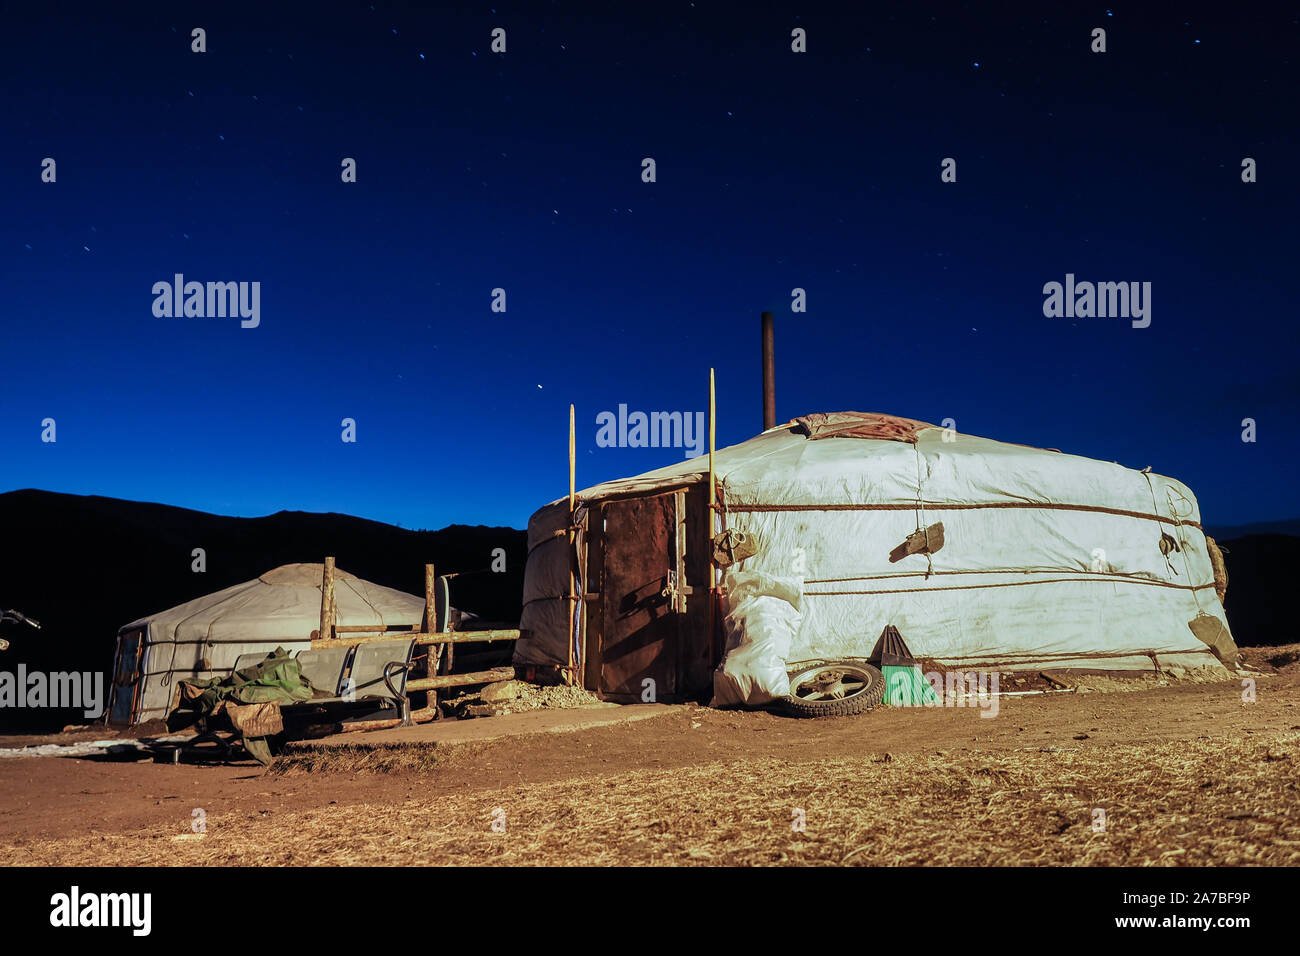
[781,661,886,718]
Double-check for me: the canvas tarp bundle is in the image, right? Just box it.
[712,570,804,706]
[173,647,317,764]
[176,647,316,713]
[515,413,1238,690]
[794,411,929,443]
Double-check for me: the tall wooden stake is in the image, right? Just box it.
[424,563,437,633]
[319,556,336,642]
[708,369,717,659]
[568,403,577,679]
[424,561,452,678]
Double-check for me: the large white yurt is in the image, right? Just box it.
[513,412,1237,705]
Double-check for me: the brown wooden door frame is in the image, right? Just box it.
[595,491,679,701]
[108,627,146,724]
[582,485,715,703]
[581,512,603,692]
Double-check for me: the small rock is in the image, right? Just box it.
[480,680,527,703]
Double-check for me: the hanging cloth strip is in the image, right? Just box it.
[912,442,933,579]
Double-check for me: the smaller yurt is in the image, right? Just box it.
[107,563,429,725]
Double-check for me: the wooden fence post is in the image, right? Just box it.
[319,556,336,642]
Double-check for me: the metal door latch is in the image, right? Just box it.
[661,570,694,612]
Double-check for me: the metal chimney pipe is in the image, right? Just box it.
[761,311,776,431]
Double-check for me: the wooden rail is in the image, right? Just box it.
[406,667,514,692]
[311,629,519,650]
[311,557,518,703]
[333,624,416,634]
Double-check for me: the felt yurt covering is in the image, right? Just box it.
[514,412,1238,706]
[108,563,431,724]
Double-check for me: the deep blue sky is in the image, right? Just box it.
[2,1,1296,529]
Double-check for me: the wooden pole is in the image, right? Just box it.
[406,666,514,692]
[312,628,518,650]
[333,624,414,634]
[423,562,446,697]
[707,369,717,661]
[424,563,436,633]
[567,403,577,681]
[319,557,336,643]
[708,368,716,503]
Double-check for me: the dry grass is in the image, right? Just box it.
[7,731,1297,866]
[268,740,485,775]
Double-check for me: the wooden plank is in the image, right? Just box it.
[683,483,714,697]
[409,630,518,643]
[568,402,577,679]
[334,625,415,634]
[889,522,946,563]
[311,629,520,650]
[333,717,403,734]
[674,490,687,613]
[582,502,605,692]
[406,667,514,692]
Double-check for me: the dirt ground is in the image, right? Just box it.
[1,649,1297,866]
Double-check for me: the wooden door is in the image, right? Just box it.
[108,628,145,724]
[596,492,683,702]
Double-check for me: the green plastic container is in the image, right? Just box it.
[882,663,938,706]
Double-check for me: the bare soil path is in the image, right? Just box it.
[1,659,1295,864]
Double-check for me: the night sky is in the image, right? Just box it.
[2,2,1296,530]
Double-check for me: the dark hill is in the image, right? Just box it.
[1208,519,1300,539]
[1215,534,1295,654]
[0,490,526,733]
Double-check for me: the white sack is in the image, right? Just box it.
[711,569,804,707]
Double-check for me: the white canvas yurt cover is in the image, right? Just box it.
[514,412,1237,705]
[108,563,428,724]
